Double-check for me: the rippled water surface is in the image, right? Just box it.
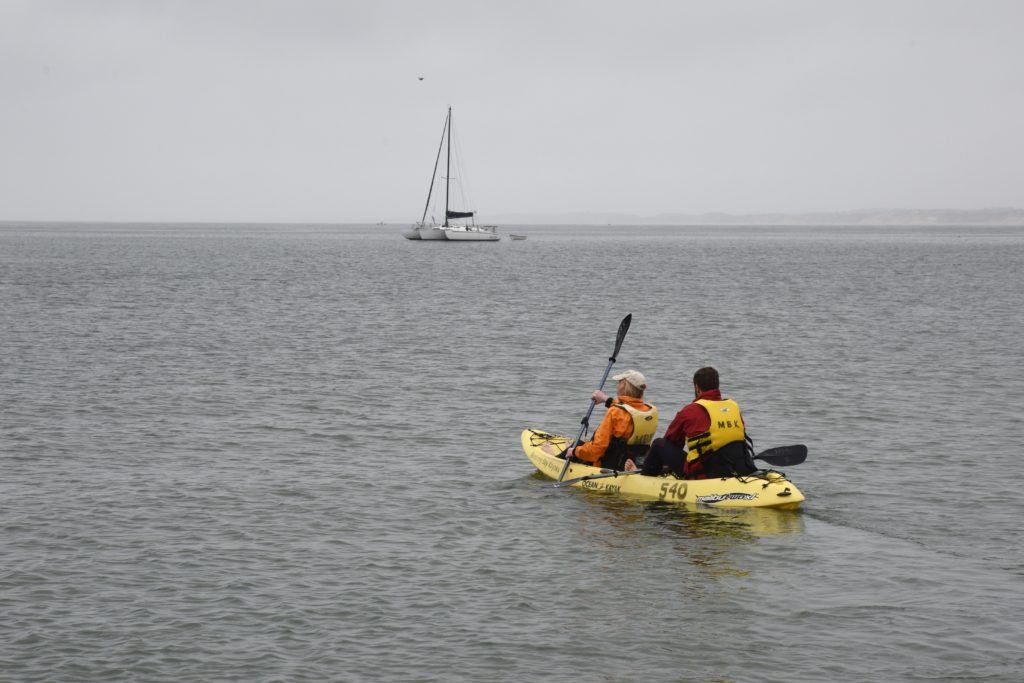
[3,222,1024,682]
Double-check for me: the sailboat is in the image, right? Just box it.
[403,107,499,242]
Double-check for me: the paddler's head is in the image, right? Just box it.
[612,369,646,398]
[693,366,719,397]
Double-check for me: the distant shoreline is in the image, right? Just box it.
[2,208,1023,227]
[488,208,1024,226]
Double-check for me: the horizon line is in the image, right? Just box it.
[2,207,1024,226]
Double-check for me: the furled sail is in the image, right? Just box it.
[446,210,474,219]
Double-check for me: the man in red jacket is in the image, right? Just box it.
[629,366,756,479]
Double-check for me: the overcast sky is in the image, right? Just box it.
[2,0,1022,222]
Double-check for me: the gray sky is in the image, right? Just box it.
[2,0,1022,222]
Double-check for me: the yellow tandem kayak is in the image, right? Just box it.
[522,428,805,510]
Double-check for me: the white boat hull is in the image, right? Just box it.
[402,228,421,240]
[418,227,448,240]
[444,226,500,241]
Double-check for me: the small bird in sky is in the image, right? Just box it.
[418,76,424,80]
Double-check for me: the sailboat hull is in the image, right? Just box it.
[444,227,500,241]
[418,227,448,240]
[402,228,421,240]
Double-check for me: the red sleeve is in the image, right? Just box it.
[663,402,711,446]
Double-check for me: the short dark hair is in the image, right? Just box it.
[693,366,719,391]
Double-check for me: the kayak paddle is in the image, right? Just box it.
[555,313,632,484]
[754,444,807,467]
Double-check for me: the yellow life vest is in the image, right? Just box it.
[685,398,745,463]
[613,401,659,447]
[598,401,659,468]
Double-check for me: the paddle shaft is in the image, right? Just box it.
[554,468,643,488]
[555,359,615,483]
[555,314,632,483]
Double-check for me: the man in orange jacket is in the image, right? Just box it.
[564,370,658,470]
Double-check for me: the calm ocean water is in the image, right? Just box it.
[2,221,1023,682]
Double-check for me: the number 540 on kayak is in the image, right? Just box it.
[659,481,687,500]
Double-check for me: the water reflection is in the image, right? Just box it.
[643,500,805,538]
[536,477,805,579]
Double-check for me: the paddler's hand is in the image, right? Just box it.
[563,445,575,460]
[592,390,610,404]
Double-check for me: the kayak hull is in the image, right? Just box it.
[522,429,805,509]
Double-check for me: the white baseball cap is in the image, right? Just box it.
[612,369,647,390]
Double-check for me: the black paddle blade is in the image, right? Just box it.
[611,313,631,361]
[754,444,808,467]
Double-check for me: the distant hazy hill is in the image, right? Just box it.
[490,208,1024,226]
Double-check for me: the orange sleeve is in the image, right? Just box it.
[575,407,633,465]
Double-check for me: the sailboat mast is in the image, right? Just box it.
[444,106,451,228]
[421,110,448,225]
